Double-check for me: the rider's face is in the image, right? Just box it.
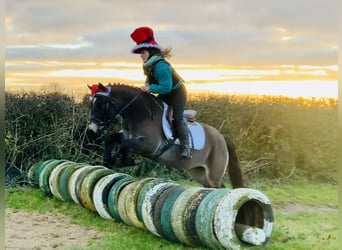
[140,50,150,63]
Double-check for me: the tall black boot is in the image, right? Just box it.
[175,120,192,159]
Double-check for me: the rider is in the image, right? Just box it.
[130,26,192,159]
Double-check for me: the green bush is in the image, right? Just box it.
[5,91,337,186]
[5,91,93,186]
[188,94,337,182]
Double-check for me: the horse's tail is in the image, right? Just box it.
[225,135,245,188]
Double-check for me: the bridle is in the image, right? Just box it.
[90,92,142,128]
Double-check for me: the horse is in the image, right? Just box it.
[86,83,244,189]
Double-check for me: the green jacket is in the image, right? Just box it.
[143,56,183,94]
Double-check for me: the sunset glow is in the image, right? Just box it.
[5,60,338,99]
[5,1,338,99]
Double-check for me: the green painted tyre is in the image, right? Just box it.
[153,185,182,238]
[47,160,74,199]
[27,161,44,186]
[40,159,70,195]
[58,163,88,202]
[124,177,155,229]
[93,173,133,220]
[195,188,230,249]
[107,176,135,222]
[160,186,186,243]
[78,168,114,211]
[214,188,274,249]
[142,182,178,237]
[170,187,205,245]
[33,159,55,186]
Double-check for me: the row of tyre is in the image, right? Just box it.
[27,159,274,249]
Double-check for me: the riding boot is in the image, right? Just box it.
[175,120,192,159]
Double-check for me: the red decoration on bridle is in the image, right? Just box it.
[88,83,109,96]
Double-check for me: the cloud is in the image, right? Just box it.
[5,0,338,66]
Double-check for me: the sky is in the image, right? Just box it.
[5,0,338,98]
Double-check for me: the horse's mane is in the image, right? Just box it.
[107,82,141,92]
[106,82,163,111]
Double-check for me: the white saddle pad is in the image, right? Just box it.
[161,103,205,150]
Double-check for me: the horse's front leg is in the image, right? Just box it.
[119,138,136,166]
[103,132,121,167]
[104,132,136,167]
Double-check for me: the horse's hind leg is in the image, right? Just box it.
[187,165,223,188]
[187,166,211,188]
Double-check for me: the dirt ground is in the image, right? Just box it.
[5,208,105,250]
[5,204,337,250]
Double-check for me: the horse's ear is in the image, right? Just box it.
[98,82,107,91]
[87,84,92,90]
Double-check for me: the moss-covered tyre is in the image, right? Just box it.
[195,188,231,249]
[107,176,135,222]
[74,166,106,205]
[47,161,75,200]
[213,188,274,249]
[93,173,132,220]
[68,165,94,204]
[136,179,166,221]
[58,163,88,202]
[27,161,44,186]
[160,186,186,243]
[142,182,178,237]
[78,168,114,211]
[125,178,155,229]
[117,181,139,226]
[183,188,213,246]
[170,187,207,246]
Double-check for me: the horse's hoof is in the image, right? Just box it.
[103,158,116,168]
[115,157,135,167]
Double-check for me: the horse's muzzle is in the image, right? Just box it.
[86,122,101,139]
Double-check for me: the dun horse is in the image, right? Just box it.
[87,83,244,188]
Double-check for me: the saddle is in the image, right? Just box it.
[161,103,205,150]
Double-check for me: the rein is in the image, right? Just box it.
[108,91,162,120]
[92,90,157,128]
[112,91,142,115]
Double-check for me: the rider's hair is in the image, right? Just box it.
[161,47,172,59]
[148,46,173,59]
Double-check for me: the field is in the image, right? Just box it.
[5,89,338,249]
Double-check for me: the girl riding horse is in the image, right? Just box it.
[130,26,192,160]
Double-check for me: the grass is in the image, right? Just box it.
[250,180,337,206]
[5,180,338,250]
